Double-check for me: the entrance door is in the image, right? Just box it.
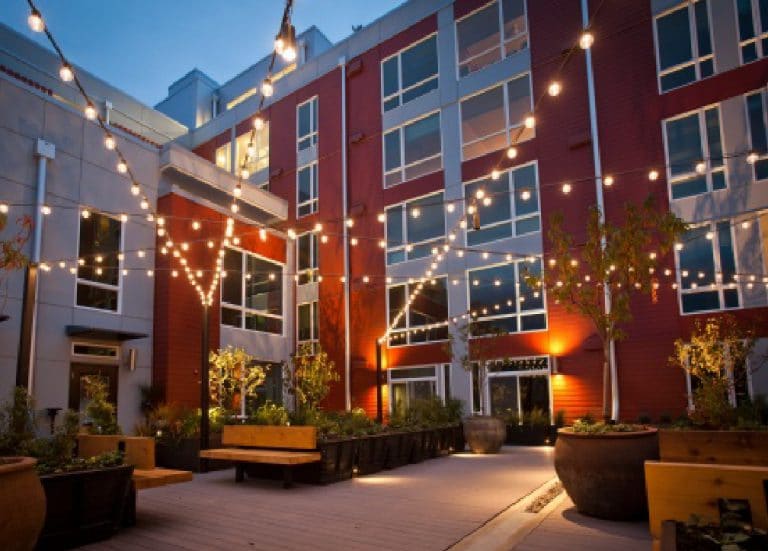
[69,363,118,418]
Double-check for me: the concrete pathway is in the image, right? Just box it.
[84,447,555,551]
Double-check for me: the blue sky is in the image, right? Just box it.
[1,0,402,106]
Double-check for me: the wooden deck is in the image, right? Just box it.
[83,447,556,551]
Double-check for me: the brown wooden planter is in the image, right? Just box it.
[658,429,768,466]
[156,433,229,472]
[408,431,426,463]
[76,435,154,469]
[383,432,410,469]
[0,457,45,551]
[37,464,134,549]
[355,434,387,475]
[555,428,659,520]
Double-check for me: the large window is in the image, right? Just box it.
[663,106,726,199]
[676,221,740,314]
[389,365,447,416]
[654,0,713,92]
[483,357,550,418]
[297,96,318,152]
[385,192,445,265]
[382,35,438,112]
[387,277,448,346]
[297,232,318,285]
[297,162,319,217]
[383,112,442,187]
[297,301,319,353]
[76,210,122,312]
[464,162,539,245]
[221,248,283,334]
[456,0,528,77]
[468,258,545,336]
[746,91,768,180]
[215,141,231,172]
[235,123,269,176]
[736,0,768,63]
[460,73,533,160]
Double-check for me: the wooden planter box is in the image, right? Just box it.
[37,464,134,549]
[294,438,356,484]
[658,429,768,466]
[505,425,557,446]
[408,431,426,463]
[355,434,387,475]
[383,432,409,469]
[156,433,229,472]
[76,435,154,469]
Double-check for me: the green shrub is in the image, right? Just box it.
[0,387,35,455]
[250,401,289,426]
[83,377,121,435]
[571,420,642,434]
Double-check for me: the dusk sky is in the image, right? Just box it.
[0,0,402,106]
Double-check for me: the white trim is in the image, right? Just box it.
[381,33,439,113]
[296,161,319,218]
[296,96,319,153]
[479,355,552,418]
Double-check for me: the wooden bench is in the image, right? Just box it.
[200,425,321,488]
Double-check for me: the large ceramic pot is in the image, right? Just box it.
[463,416,506,454]
[0,457,46,551]
[555,428,659,520]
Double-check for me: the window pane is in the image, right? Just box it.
[386,206,403,246]
[401,36,438,89]
[461,85,505,145]
[76,284,117,312]
[519,375,549,416]
[468,222,512,245]
[384,130,401,171]
[507,74,531,127]
[760,0,768,33]
[222,249,242,305]
[737,0,756,41]
[403,113,441,166]
[298,234,311,271]
[298,102,311,138]
[406,193,444,243]
[747,93,767,153]
[657,7,693,71]
[704,108,723,166]
[682,291,720,313]
[77,212,121,287]
[221,307,241,327]
[215,142,231,172]
[694,1,712,57]
[661,65,697,91]
[388,285,406,328]
[457,2,501,75]
[390,367,436,380]
[298,165,312,204]
[717,222,737,284]
[489,377,518,416]
[514,164,538,216]
[666,113,702,176]
[679,226,716,290]
[409,278,447,328]
[467,175,510,229]
[245,313,282,334]
[470,264,517,316]
[502,0,526,41]
[382,57,399,98]
[519,259,543,310]
[245,255,282,316]
[298,303,311,341]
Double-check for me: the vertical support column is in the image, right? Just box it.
[339,57,351,411]
[200,302,210,471]
[376,340,383,423]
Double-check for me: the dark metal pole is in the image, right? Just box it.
[16,265,38,388]
[200,303,210,470]
[376,341,383,424]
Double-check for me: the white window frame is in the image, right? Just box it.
[297,96,319,152]
[735,0,768,64]
[74,208,124,315]
[296,232,319,285]
[745,89,768,179]
[386,276,450,347]
[382,110,443,188]
[459,72,533,161]
[296,161,319,217]
[454,0,529,79]
[297,300,319,354]
[674,220,742,315]
[381,33,439,113]
[384,190,445,265]
[661,104,727,201]
[463,161,541,245]
[466,257,547,337]
[474,355,553,417]
[653,0,715,93]
[220,246,284,335]
[387,364,448,414]
[71,342,121,364]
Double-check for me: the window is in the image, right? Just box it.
[761,212,768,273]
[297,232,318,285]
[736,0,768,63]
[297,96,318,151]
[385,192,445,265]
[297,301,319,353]
[235,122,269,176]
[464,163,539,245]
[484,357,551,418]
[382,35,438,112]
[389,365,446,416]
[387,277,448,346]
[460,73,533,160]
[663,106,726,199]
[221,248,283,334]
[383,111,442,187]
[76,210,122,312]
[468,258,546,336]
[746,91,768,180]
[654,1,713,92]
[215,140,231,172]
[297,162,319,217]
[456,0,528,77]
[676,221,740,314]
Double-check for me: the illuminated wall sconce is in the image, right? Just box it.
[551,355,561,374]
[125,348,137,372]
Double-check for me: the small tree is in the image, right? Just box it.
[526,197,686,421]
[83,376,121,435]
[209,346,266,415]
[0,213,32,315]
[286,343,339,414]
[670,316,760,428]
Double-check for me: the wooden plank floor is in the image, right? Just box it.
[83,447,555,551]
[513,495,652,551]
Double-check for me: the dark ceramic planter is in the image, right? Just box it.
[555,428,659,521]
[37,464,134,549]
[464,416,506,453]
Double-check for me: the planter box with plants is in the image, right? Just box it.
[502,408,565,447]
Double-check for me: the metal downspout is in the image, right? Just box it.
[580,0,619,420]
[340,57,351,411]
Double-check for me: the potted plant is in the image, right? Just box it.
[526,198,685,520]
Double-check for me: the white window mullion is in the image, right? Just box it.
[688,3,701,81]
[241,252,247,329]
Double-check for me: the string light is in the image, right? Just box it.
[648,169,659,181]
[562,183,572,194]
[41,205,51,215]
[117,160,128,174]
[604,175,614,186]
[547,82,562,96]
[28,8,44,32]
[524,115,535,129]
[84,102,97,120]
[579,31,594,49]
[59,63,73,82]
[506,146,518,159]
[747,151,759,164]
[261,77,274,97]
[130,182,140,196]
[259,227,268,241]
[253,115,265,130]
[0,204,8,214]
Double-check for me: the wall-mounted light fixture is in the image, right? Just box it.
[125,348,137,372]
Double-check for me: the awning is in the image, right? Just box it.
[65,325,148,342]
[0,315,9,323]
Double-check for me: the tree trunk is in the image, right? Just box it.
[602,344,611,422]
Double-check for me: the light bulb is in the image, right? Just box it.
[475,189,485,200]
[506,146,518,159]
[140,197,149,210]
[345,218,354,228]
[351,237,358,246]
[547,82,561,97]
[207,240,214,248]
[131,182,140,196]
[377,213,386,223]
[282,45,297,62]
[287,229,297,239]
[117,160,128,174]
[241,169,250,180]
[747,151,759,164]
[246,143,256,157]
[446,203,455,213]
[579,31,594,50]
[192,221,201,230]
[28,9,44,32]
[261,77,274,98]
[520,189,531,201]
[84,103,97,120]
[562,183,572,194]
[41,205,51,215]
[231,202,239,213]
[524,115,535,129]
[491,169,501,180]
[81,209,90,219]
[314,222,323,232]
[253,115,265,130]
[648,169,659,181]
[0,204,8,214]
[274,36,285,54]
[482,197,492,206]
[59,63,74,82]
[604,175,614,186]
[259,228,267,241]
[695,161,706,174]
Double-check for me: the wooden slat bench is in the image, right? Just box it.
[200,425,321,488]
